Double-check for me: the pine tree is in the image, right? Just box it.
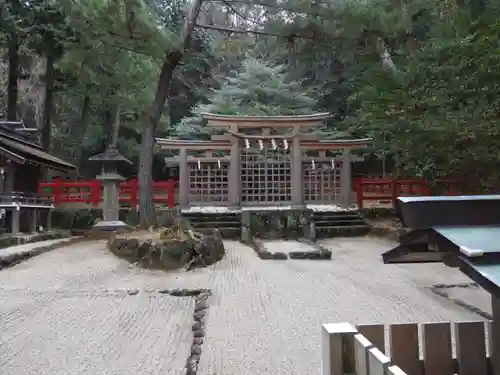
[175,58,317,139]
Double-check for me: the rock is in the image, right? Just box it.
[186,358,197,367]
[158,289,171,294]
[127,289,139,295]
[191,344,202,355]
[289,251,307,259]
[182,289,201,297]
[306,251,320,260]
[195,299,209,311]
[258,251,273,260]
[198,291,211,299]
[186,367,196,375]
[107,229,225,271]
[320,250,332,259]
[193,337,203,345]
[193,328,205,338]
[193,310,206,321]
[170,288,183,296]
[192,321,202,331]
[190,354,201,362]
[271,252,288,260]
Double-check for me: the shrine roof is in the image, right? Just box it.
[89,145,132,164]
[202,112,332,128]
[0,121,76,171]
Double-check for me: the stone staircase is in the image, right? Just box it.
[182,212,241,239]
[312,210,370,238]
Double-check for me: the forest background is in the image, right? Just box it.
[1,0,497,225]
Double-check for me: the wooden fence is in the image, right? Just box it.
[38,178,177,208]
[353,178,464,209]
[323,320,491,375]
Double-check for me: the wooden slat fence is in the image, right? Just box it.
[322,321,491,375]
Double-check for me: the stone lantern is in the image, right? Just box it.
[89,144,132,231]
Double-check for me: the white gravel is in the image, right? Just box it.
[0,237,486,375]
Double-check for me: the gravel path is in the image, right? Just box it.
[0,241,194,375]
[0,237,485,375]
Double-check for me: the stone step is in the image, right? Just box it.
[194,227,240,239]
[314,219,366,227]
[312,212,362,220]
[190,221,241,228]
[315,224,371,238]
[182,213,241,223]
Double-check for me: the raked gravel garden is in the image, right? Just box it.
[0,235,487,375]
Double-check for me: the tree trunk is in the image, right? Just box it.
[41,53,55,151]
[7,32,19,121]
[73,93,91,170]
[110,104,120,146]
[138,52,181,228]
[137,0,204,228]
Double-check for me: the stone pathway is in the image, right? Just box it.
[0,237,487,375]
[0,237,73,257]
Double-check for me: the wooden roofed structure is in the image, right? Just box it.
[156,113,371,208]
[0,121,76,234]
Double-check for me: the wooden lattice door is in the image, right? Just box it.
[303,160,342,203]
[188,162,229,204]
[240,146,291,204]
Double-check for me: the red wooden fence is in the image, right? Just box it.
[39,178,176,209]
[353,177,464,208]
[39,177,463,210]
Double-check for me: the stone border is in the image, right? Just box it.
[429,283,492,320]
[0,237,84,270]
[246,237,289,260]
[157,288,211,375]
[0,230,72,250]
[292,238,332,260]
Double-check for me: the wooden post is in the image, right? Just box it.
[355,178,363,209]
[91,179,101,207]
[167,179,175,208]
[291,136,303,207]
[46,209,52,231]
[30,209,38,233]
[129,178,138,208]
[491,296,500,375]
[322,322,357,375]
[53,177,61,205]
[11,206,20,234]
[228,136,241,207]
[340,149,352,206]
[178,149,189,207]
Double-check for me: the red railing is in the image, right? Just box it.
[353,177,464,209]
[39,177,463,210]
[39,178,177,209]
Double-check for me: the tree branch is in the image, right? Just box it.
[207,0,334,19]
[195,23,323,40]
[182,0,205,51]
[220,0,268,26]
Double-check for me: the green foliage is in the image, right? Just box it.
[176,58,317,139]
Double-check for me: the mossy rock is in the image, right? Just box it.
[107,229,225,271]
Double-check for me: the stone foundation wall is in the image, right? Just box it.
[241,209,315,241]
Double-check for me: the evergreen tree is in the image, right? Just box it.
[175,58,317,139]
